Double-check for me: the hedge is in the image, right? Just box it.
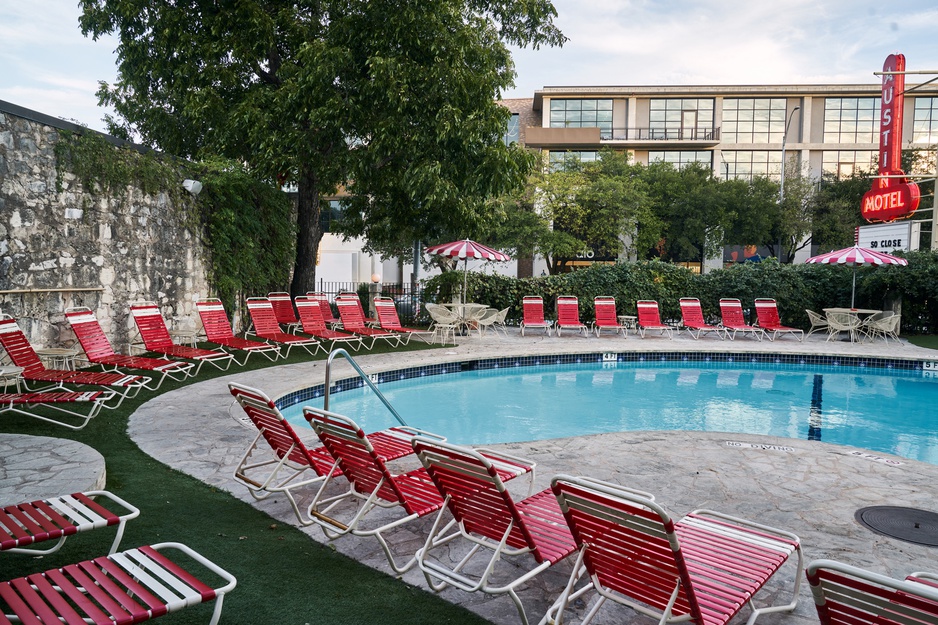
[422,253,938,334]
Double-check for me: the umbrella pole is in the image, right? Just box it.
[463,258,468,304]
[851,268,857,308]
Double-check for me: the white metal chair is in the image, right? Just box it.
[826,311,861,343]
[805,309,829,338]
[425,304,460,345]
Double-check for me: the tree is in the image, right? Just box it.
[773,156,816,262]
[79,0,565,295]
[809,173,871,250]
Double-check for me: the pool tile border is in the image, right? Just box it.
[275,351,930,409]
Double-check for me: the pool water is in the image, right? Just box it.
[285,362,938,464]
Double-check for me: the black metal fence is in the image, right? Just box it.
[315,281,427,325]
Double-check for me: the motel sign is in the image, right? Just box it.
[861,54,921,223]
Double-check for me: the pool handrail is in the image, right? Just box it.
[323,348,407,427]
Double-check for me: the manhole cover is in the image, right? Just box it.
[855,506,938,546]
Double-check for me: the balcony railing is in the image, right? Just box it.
[602,127,720,141]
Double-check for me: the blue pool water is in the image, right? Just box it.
[284,361,938,464]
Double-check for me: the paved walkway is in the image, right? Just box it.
[124,331,938,625]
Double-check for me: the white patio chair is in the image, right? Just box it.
[805,309,829,339]
[425,304,459,345]
[825,311,861,343]
[474,307,501,337]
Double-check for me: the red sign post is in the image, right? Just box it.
[861,54,920,222]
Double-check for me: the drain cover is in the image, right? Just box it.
[855,506,938,546]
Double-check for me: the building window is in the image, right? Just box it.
[823,97,880,143]
[648,99,714,140]
[549,99,614,139]
[504,113,520,146]
[913,97,938,145]
[320,199,343,233]
[548,150,599,171]
[721,98,788,143]
[648,151,713,169]
[821,151,877,178]
[720,151,784,181]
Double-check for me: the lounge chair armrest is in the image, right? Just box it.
[474,447,537,473]
[148,541,239,594]
[686,508,801,545]
[394,426,447,441]
[551,474,655,502]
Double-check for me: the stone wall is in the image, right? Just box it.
[0,103,210,352]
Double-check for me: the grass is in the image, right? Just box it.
[0,342,493,625]
[907,335,938,350]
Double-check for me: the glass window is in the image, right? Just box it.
[823,98,881,143]
[320,200,344,233]
[722,98,789,143]
[913,97,938,145]
[821,151,878,178]
[648,99,715,140]
[503,113,520,146]
[648,151,713,170]
[548,99,614,139]
[720,151,785,181]
[548,151,599,171]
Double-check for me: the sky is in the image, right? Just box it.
[2,0,938,134]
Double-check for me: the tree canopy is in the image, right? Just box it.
[79,0,565,294]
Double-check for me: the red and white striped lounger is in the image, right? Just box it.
[807,560,938,625]
[65,307,194,388]
[555,295,589,336]
[0,542,236,625]
[1,490,139,556]
[0,390,116,430]
[245,298,322,358]
[267,291,301,333]
[373,296,433,344]
[636,300,676,339]
[412,437,568,625]
[295,295,364,351]
[335,296,400,348]
[545,475,803,625]
[0,317,149,403]
[719,298,766,341]
[130,302,235,374]
[195,298,281,365]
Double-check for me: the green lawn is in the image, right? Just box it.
[907,335,938,350]
[1,342,492,625]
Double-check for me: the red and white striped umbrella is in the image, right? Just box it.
[805,245,908,267]
[424,239,510,262]
[425,239,511,303]
[805,245,907,307]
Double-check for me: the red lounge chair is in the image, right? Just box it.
[303,407,451,573]
[520,296,553,336]
[65,307,194,388]
[1,490,139,556]
[0,317,149,402]
[245,297,322,357]
[229,383,422,525]
[719,298,766,341]
[592,296,627,337]
[412,437,571,625]
[555,295,588,337]
[0,542,237,625]
[295,295,364,350]
[267,291,301,333]
[679,297,726,339]
[338,291,378,325]
[636,300,675,339]
[546,475,804,625]
[806,560,938,625]
[195,298,281,364]
[0,389,116,430]
[335,295,400,348]
[373,296,433,344]
[130,302,234,374]
[307,292,341,328]
[755,298,804,341]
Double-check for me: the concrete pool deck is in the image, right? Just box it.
[127,330,938,625]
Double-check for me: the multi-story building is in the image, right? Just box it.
[501,84,938,270]
[504,84,938,181]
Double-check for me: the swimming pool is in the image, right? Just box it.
[281,355,938,464]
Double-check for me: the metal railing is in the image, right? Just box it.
[323,348,407,427]
[602,127,720,141]
[315,281,426,325]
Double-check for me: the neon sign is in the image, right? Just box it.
[861,54,920,223]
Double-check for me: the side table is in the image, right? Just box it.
[35,347,80,371]
[0,365,25,393]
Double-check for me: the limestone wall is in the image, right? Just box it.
[0,104,210,352]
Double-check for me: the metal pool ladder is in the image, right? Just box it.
[322,348,408,427]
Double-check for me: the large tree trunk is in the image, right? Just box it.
[290,166,325,297]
